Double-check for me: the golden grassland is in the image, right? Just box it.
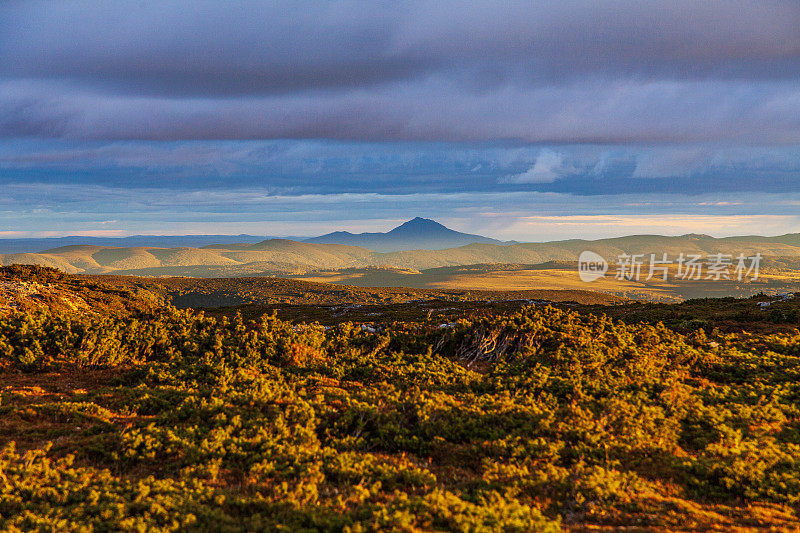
[85,271,622,306]
[291,263,800,303]
[71,271,619,326]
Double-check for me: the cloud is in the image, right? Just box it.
[4,179,800,239]
[2,78,799,143]
[507,214,800,240]
[0,2,799,143]
[502,150,567,183]
[2,1,799,95]
[1,1,800,236]
[2,140,800,198]
[632,147,713,178]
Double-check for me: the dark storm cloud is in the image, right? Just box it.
[2,78,800,143]
[1,1,800,142]
[3,1,800,95]
[0,2,429,96]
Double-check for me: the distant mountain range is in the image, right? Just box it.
[4,219,800,277]
[305,217,507,251]
[0,218,505,254]
[0,234,274,254]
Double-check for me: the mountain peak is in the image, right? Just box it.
[389,217,449,234]
[305,217,503,251]
[408,217,439,225]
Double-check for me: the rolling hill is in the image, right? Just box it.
[6,231,800,278]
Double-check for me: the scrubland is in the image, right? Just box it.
[2,266,800,531]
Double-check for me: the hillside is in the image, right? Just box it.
[4,266,800,530]
[0,264,162,316]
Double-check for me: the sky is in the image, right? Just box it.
[1,0,800,241]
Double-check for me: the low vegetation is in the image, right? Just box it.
[2,266,800,530]
[84,273,621,325]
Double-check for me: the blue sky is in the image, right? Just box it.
[1,1,800,240]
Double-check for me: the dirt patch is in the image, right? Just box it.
[1,367,129,396]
